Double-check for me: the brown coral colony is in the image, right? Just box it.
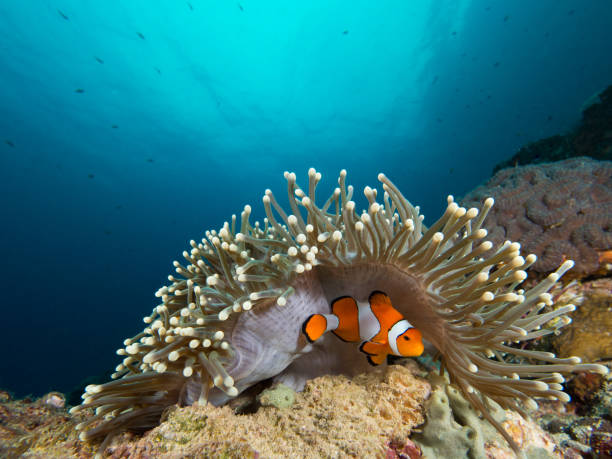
[463,158,612,275]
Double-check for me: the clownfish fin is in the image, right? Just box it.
[302,314,327,343]
[359,340,387,356]
[366,353,387,366]
[368,290,391,305]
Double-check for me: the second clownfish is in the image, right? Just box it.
[302,291,424,365]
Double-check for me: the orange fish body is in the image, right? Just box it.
[302,291,424,365]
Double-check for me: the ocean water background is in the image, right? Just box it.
[0,0,611,398]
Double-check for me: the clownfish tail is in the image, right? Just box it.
[302,314,327,343]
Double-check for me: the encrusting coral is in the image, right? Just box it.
[462,157,612,275]
[71,169,608,452]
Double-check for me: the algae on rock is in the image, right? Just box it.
[257,383,296,409]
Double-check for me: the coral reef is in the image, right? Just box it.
[462,157,612,275]
[551,277,612,363]
[528,279,612,457]
[102,363,431,458]
[534,364,612,458]
[0,391,94,458]
[72,169,607,453]
[493,84,612,173]
[3,360,610,457]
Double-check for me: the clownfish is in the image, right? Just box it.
[302,291,424,365]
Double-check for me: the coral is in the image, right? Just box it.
[572,371,606,401]
[493,85,612,173]
[533,359,612,457]
[0,391,94,458]
[536,404,612,457]
[413,375,560,459]
[101,363,430,458]
[462,157,612,275]
[72,169,608,453]
[385,437,422,459]
[551,277,612,363]
[3,363,607,458]
[41,393,66,410]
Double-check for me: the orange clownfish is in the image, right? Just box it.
[302,291,424,365]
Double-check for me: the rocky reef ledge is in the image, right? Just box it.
[2,359,585,458]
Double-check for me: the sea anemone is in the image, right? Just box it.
[71,169,608,451]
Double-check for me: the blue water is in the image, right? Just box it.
[0,1,611,398]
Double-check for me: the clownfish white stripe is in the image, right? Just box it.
[387,319,412,356]
[324,314,340,333]
[356,299,381,341]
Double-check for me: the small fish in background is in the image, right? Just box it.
[115,204,123,210]
[547,115,553,121]
[187,2,193,11]
[75,88,85,93]
[154,67,161,74]
[238,3,243,11]
[111,124,118,129]
[146,158,154,163]
[94,56,104,64]
[432,75,438,84]
[57,9,69,20]
[342,30,348,35]
[5,139,15,147]
[88,173,95,179]
[449,167,454,174]
[302,291,424,366]
[493,61,500,67]
[568,9,575,15]
[103,230,112,236]
[137,32,145,40]
[504,14,510,22]
[451,30,457,35]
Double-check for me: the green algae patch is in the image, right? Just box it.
[258,383,296,409]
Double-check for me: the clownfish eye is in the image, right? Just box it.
[403,336,410,340]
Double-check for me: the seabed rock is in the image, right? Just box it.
[1,358,607,458]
